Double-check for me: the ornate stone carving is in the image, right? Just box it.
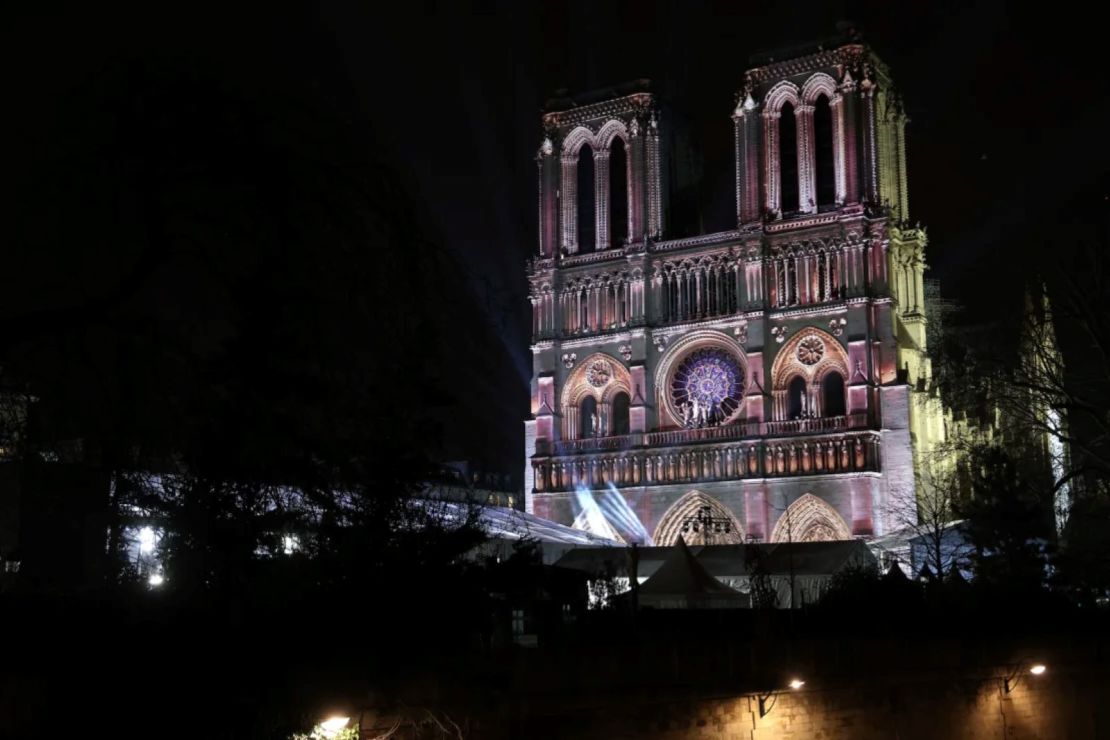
[653,335,668,353]
[561,352,577,369]
[586,359,612,388]
[541,137,553,155]
[734,322,749,346]
[619,344,633,362]
[829,317,847,337]
[797,336,825,365]
[771,325,789,344]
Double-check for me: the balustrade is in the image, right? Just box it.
[531,426,879,493]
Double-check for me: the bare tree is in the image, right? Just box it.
[884,450,971,580]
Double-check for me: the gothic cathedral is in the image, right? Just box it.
[524,38,942,546]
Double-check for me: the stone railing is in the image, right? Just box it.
[531,428,880,493]
[763,413,868,435]
[535,415,869,457]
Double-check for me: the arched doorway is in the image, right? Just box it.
[653,490,745,546]
[770,493,853,543]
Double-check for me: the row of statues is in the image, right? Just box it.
[679,398,723,429]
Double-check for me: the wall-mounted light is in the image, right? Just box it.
[759,678,806,717]
[1004,662,1047,693]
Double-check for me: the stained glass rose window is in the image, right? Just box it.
[670,347,743,423]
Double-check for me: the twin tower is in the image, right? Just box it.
[524,37,940,546]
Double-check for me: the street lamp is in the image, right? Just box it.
[758,677,807,717]
[1004,662,1047,693]
[680,505,732,545]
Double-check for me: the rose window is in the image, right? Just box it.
[586,359,612,388]
[797,336,825,366]
[670,347,743,423]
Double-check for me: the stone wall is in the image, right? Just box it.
[354,627,1110,739]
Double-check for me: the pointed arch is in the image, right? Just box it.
[595,119,629,151]
[653,490,745,547]
[763,80,801,114]
[561,353,632,439]
[562,126,595,156]
[800,73,838,104]
[770,327,849,390]
[770,493,853,543]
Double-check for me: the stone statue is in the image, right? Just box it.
[691,397,701,427]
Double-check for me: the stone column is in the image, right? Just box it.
[560,154,578,253]
[762,110,781,216]
[628,117,646,242]
[839,74,860,204]
[733,96,762,225]
[796,103,816,213]
[594,150,610,250]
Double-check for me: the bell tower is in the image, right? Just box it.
[524,33,942,543]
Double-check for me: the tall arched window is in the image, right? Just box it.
[822,371,846,417]
[577,144,596,253]
[579,396,598,438]
[611,392,630,436]
[787,376,806,419]
[779,103,799,213]
[609,138,628,248]
[814,95,835,208]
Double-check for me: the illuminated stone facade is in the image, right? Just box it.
[524,40,942,545]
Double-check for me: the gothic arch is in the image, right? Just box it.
[595,119,629,150]
[763,80,801,114]
[801,73,838,104]
[653,330,749,428]
[561,353,632,438]
[653,490,745,546]
[561,126,595,157]
[769,328,849,419]
[769,493,853,543]
[770,328,849,389]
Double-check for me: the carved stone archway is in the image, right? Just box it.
[769,327,849,420]
[653,490,745,547]
[561,353,632,439]
[769,493,853,543]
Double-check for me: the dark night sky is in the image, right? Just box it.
[6,1,1108,480]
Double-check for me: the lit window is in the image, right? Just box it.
[511,609,525,635]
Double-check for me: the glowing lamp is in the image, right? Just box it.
[1029,664,1046,675]
[319,716,350,738]
[789,679,805,690]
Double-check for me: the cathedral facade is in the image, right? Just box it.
[524,39,940,546]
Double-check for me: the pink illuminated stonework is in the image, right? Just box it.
[524,40,936,546]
